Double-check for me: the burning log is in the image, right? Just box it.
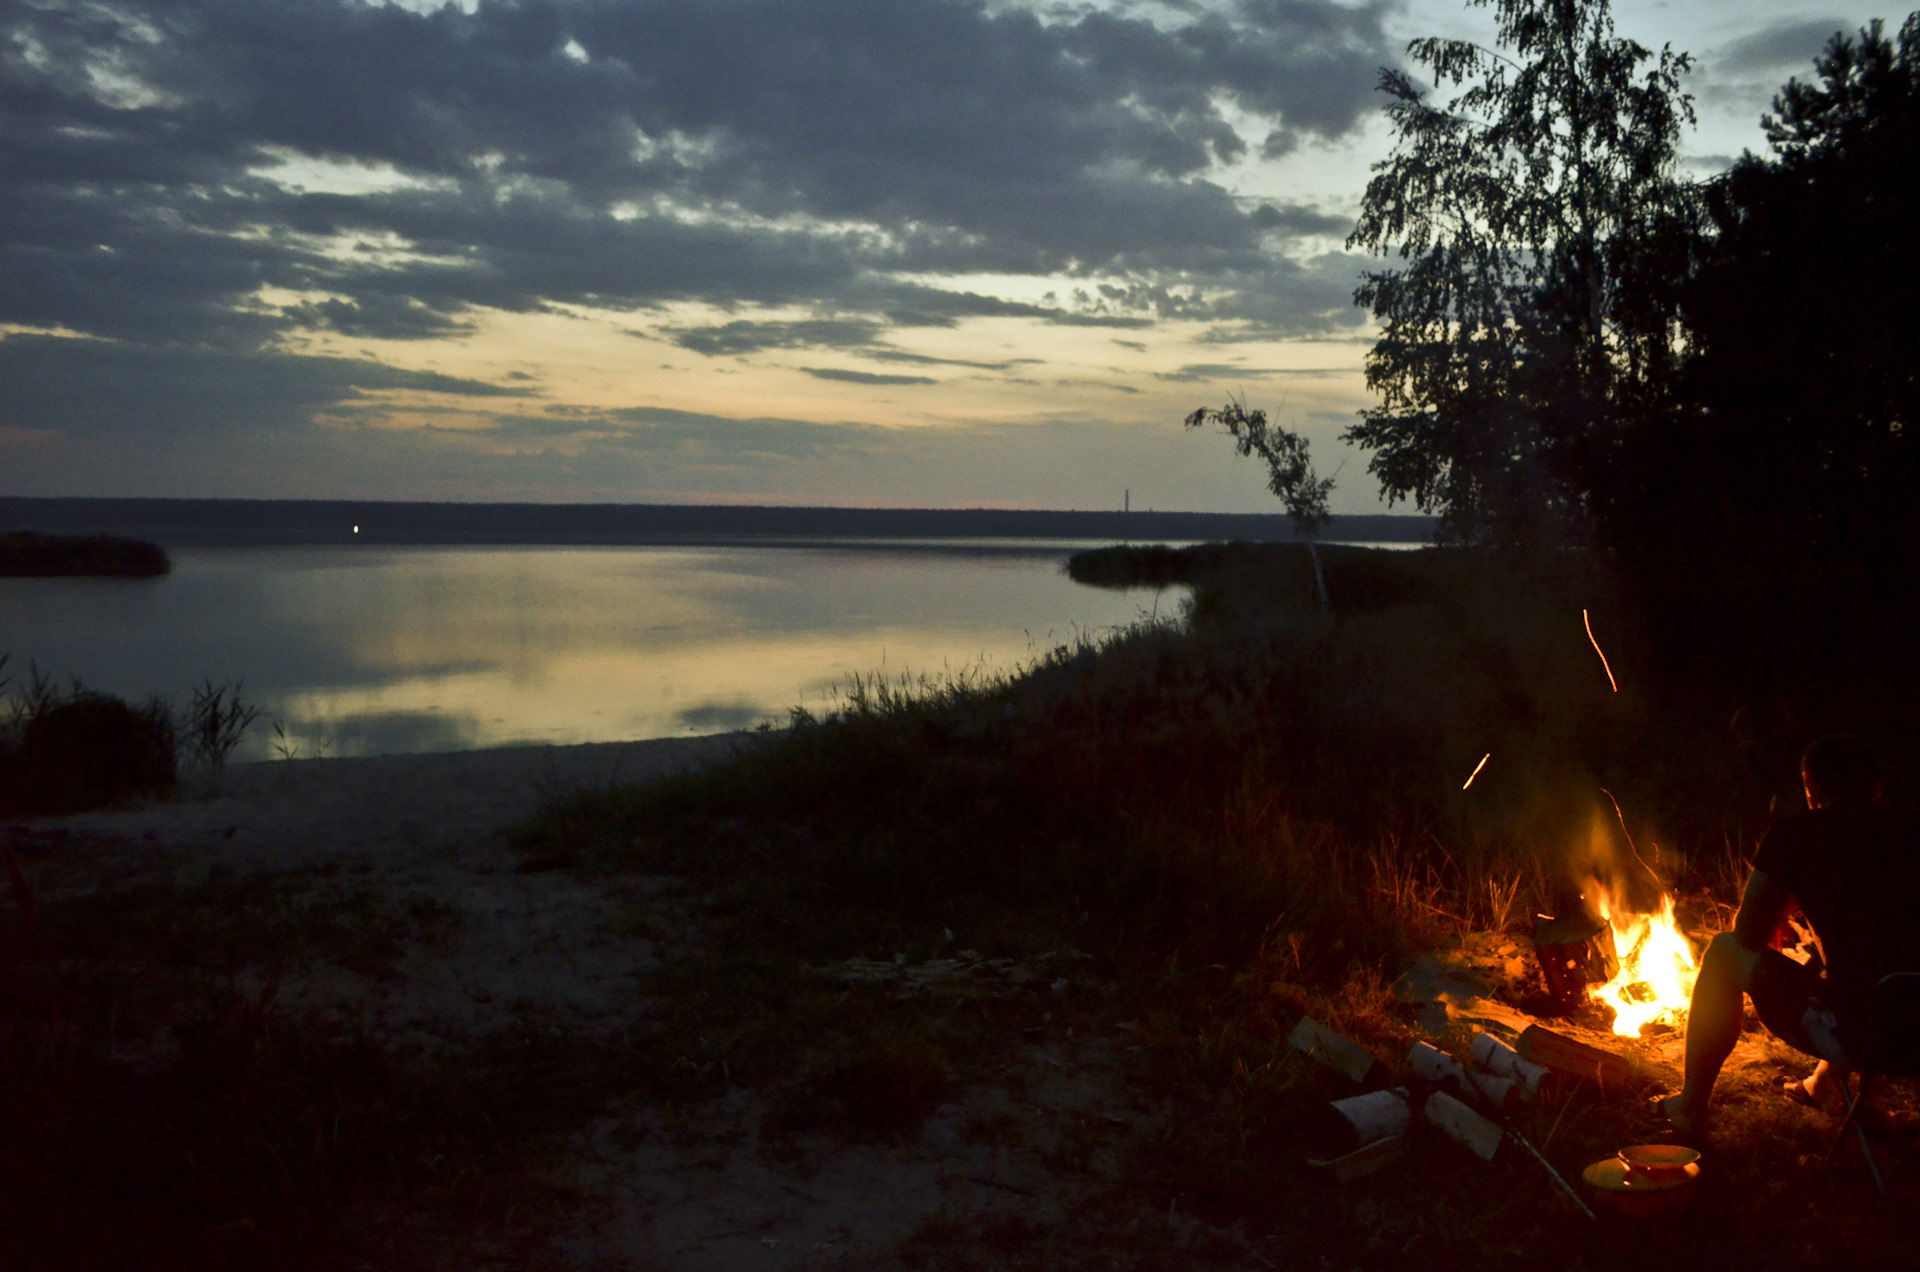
[1288,1017,1381,1085]
[1532,914,1619,1015]
[1423,1090,1504,1161]
[1517,1025,1637,1089]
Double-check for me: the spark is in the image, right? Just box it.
[1462,752,1490,790]
[1583,608,1618,693]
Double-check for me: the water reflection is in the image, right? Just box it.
[0,544,1164,758]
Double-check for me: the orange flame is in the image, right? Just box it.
[1589,882,1699,1037]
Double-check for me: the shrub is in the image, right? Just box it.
[6,693,176,816]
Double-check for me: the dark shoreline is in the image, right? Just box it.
[0,497,1433,550]
[0,531,170,578]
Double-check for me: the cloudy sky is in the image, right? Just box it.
[0,0,1898,512]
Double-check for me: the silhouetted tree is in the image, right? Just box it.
[1345,0,1696,544]
[1186,397,1335,607]
[1606,15,1920,685]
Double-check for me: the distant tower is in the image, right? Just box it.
[1125,489,1130,513]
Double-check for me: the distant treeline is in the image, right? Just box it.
[0,498,1432,549]
[0,532,169,578]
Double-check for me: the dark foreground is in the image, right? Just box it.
[2,544,1915,1269]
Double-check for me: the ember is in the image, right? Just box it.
[1588,883,1699,1037]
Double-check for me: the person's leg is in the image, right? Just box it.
[1663,932,1764,1127]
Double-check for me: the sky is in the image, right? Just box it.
[0,0,1902,513]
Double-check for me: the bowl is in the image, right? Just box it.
[1583,1151,1702,1219]
[1617,1143,1702,1181]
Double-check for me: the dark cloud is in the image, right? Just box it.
[664,319,887,356]
[1250,202,1351,236]
[1716,19,1849,73]
[0,0,1393,353]
[800,368,939,386]
[283,294,476,340]
[0,334,529,440]
[675,701,772,731]
[1151,362,1280,383]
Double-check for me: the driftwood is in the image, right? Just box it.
[1289,1017,1380,1084]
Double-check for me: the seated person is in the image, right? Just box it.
[1660,736,1920,1133]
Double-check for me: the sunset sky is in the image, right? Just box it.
[1,0,1895,513]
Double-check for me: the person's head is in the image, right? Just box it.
[1801,735,1882,809]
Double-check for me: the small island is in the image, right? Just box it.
[0,531,171,578]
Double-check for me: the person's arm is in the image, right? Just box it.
[1730,868,1796,951]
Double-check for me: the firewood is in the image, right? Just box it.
[1470,1032,1548,1097]
[1289,1016,1380,1084]
[1407,1041,1466,1088]
[1308,1133,1407,1182]
[1307,1087,1413,1159]
[1423,1090,1504,1161]
[1516,1024,1637,1088]
[1467,1070,1519,1109]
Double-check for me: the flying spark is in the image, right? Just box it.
[1462,752,1490,790]
[1583,608,1618,693]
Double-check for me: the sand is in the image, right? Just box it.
[8,735,1147,1269]
[13,735,755,1043]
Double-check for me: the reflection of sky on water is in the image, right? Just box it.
[0,545,1167,758]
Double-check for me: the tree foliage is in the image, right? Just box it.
[1345,0,1696,544]
[1606,15,1920,681]
[1184,397,1333,541]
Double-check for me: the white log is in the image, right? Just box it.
[1408,1041,1467,1087]
[1289,1016,1379,1084]
[1468,1070,1519,1109]
[1470,1031,1516,1073]
[1423,1090,1504,1162]
[1472,1031,1548,1097]
[1331,1088,1413,1145]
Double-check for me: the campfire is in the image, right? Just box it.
[1587,883,1699,1037]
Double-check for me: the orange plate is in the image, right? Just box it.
[1582,1156,1702,1218]
[1618,1143,1702,1178]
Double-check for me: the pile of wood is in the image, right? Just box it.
[1293,1016,1645,1216]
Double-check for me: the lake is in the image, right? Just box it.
[0,543,1171,759]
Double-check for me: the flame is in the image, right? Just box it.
[1589,884,1700,1037]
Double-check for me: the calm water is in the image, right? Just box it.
[0,544,1169,759]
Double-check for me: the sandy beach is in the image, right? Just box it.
[10,735,754,1044]
[7,734,1130,1268]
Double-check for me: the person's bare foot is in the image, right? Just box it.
[1654,1091,1705,1135]
[1783,1063,1848,1116]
